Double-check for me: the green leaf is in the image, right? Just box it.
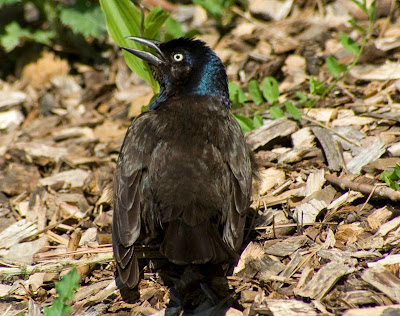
[284,101,302,119]
[228,82,247,107]
[326,56,347,78]
[43,298,73,316]
[31,30,55,46]
[248,79,263,105]
[394,165,400,178]
[305,98,316,108]
[43,268,79,316]
[144,6,169,40]
[270,105,285,119]
[233,114,254,133]
[193,0,224,17]
[55,268,79,301]
[296,92,308,103]
[368,0,376,21]
[0,22,54,52]
[309,76,325,95]
[380,170,394,180]
[165,17,184,38]
[339,33,359,54]
[348,19,365,33]
[60,0,106,38]
[253,115,263,128]
[350,0,367,12]
[262,76,280,104]
[100,0,158,92]
[184,28,201,38]
[0,0,20,7]
[0,22,28,52]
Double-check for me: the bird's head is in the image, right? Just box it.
[122,37,230,109]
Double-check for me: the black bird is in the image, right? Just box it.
[112,37,253,288]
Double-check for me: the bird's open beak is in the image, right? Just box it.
[121,37,165,66]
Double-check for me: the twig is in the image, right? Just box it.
[229,6,272,33]
[1,305,12,316]
[255,222,338,230]
[0,253,114,277]
[359,184,378,212]
[36,245,163,260]
[325,174,400,201]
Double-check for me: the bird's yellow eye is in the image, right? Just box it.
[173,53,184,62]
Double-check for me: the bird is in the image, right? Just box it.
[112,36,253,288]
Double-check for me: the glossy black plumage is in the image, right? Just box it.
[113,37,252,288]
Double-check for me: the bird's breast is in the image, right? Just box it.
[142,96,232,212]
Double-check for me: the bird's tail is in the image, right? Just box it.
[115,244,139,288]
[160,218,238,265]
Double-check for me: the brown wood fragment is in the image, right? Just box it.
[264,235,308,257]
[367,206,392,231]
[311,126,343,171]
[325,174,400,201]
[0,163,40,195]
[291,127,315,148]
[296,261,353,300]
[346,138,386,174]
[245,117,298,150]
[253,298,317,316]
[343,305,400,316]
[0,220,38,252]
[343,290,381,306]
[293,199,327,224]
[303,169,325,198]
[362,264,400,303]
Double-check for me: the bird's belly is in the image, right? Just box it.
[144,140,229,220]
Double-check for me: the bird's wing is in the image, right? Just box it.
[112,112,157,287]
[223,115,253,250]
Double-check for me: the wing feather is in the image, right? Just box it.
[112,112,157,288]
[222,115,252,251]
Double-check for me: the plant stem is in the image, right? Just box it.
[42,0,62,39]
[319,0,375,101]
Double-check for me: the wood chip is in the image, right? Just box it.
[304,169,325,198]
[311,126,343,171]
[343,305,400,316]
[362,264,400,303]
[346,138,386,174]
[367,206,392,231]
[0,220,38,251]
[39,169,90,188]
[254,298,317,316]
[264,235,308,257]
[291,127,316,148]
[13,142,68,164]
[368,254,400,268]
[255,167,286,196]
[296,261,353,299]
[350,62,400,80]
[246,118,298,150]
[0,91,27,110]
[293,199,327,224]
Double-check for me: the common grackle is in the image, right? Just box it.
[112,37,253,288]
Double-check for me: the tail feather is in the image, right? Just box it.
[160,219,237,265]
[115,244,139,288]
